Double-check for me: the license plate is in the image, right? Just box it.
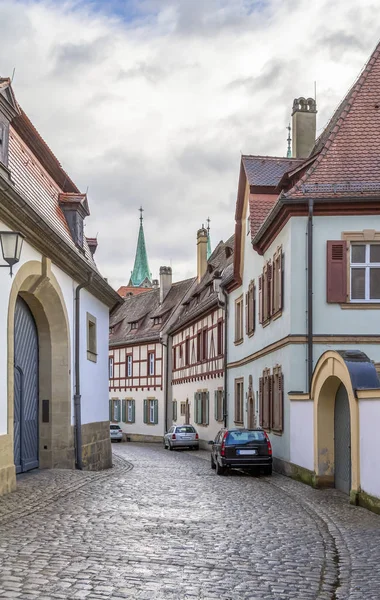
[237,449,257,455]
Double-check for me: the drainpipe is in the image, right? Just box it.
[307,199,314,392]
[74,274,93,470]
[222,289,228,428]
[160,332,169,433]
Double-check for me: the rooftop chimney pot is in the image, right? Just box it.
[291,97,317,159]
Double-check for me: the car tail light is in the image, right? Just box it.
[172,433,176,440]
[264,431,272,455]
[118,429,122,433]
[220,431,228,456]
[195,433,199,440]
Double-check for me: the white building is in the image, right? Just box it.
[224,44,380,513]
[0,78,121,496]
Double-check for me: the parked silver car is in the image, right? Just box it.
[164,425,199,450]
[110,424,123,442]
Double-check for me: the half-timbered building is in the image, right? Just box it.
[168,228,234,446]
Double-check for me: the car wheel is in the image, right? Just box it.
[118,439,122,443]
[192,446,198,451]
[264,465,272,476]
[211,455,216,470]
[216,461,226,476]
[169,442,173,451]
[164,440,168,449]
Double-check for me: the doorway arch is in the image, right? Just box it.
[8,259,73,475]
[312,351,359,495]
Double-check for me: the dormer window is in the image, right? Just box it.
[153,317,162,325]
[58,193,90,250]
[130,321,138,330]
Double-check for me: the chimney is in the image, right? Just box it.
[291,97,317,159]
[152,279,159,289]
[197,226,208,282]
[159,266,172,303]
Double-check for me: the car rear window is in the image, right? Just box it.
[110,425,120,430]
[226,430,266,445]
[176,426,195,433]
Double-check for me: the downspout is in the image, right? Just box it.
[222,289,228,428]
[164,337,169,434]
[74,273,93,470]
[307,199,314,392]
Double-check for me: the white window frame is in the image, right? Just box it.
[148,352,155,376]
[149,399,155,423]
[127,399,133,422]
[109,357,114,379]
[127,355,133,378]
[350,243,380,302]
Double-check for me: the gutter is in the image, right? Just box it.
[307,199,313,391]
[74,274,93,470]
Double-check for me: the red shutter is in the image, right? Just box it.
[258,275,263,324]
[259,377,264,427]
[327,241,347,303]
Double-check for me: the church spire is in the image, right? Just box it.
[128,207,152,287]
[206,217,212,259]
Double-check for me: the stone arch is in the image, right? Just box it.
[311,351,360,494]
[7,258,74,476]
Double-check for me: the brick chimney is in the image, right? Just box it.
[159,266,172,303]
[292,97,317,159]
[197,226,208,282]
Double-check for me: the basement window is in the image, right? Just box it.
[87,313,97,363]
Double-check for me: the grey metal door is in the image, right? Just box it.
[14,297,39,474]
[334,384,351,494]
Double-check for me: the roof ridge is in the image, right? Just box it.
[242,154,301,161]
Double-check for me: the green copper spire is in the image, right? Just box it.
[129,207,152,287]
[207,217,212,259]
[286,123,292,158]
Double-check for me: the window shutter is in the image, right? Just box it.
[205,392,209,425]
[131,400,135,423]
[278,252,283,311]
[194,392,198,424]
[252,283,256,333]
[263,375,271,429]
[109,400,112,421]
[278,373,284,433]
[259,377,264,426]
[198,393,203,424]
[122,399,126,423]
[267,262,272,319]
[258,276,263,324]
[327,240,347,303]
[173,401,177,422]
[153,400,158,424]
[214,390,218,421]
[143,399,148,424]
[245,292,248,335]
[114,400,121,422]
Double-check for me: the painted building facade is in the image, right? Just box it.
[225,43,380,512]
[0,79,121,496]
[168,229,234,446]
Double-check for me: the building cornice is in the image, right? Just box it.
[0,165,122,309]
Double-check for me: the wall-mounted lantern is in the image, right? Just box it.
[0,231,24,276]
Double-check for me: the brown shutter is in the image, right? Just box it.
[245,292,248,335]
[278,372,284,433]
[252,283,256,333]
[327,241,347,303]
[259,377,264,426]
[258,275,263,324]
[278,251,283,311]
[267,262,272,318]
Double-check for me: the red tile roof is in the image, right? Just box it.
[250,194,278,237]
[117,286,153,298]
[286,41,380,199]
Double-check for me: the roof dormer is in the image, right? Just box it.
[58,193,90,249]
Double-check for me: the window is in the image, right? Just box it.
[214,389,223,422]
[130,321,138,330]
[272,249,283,315]
[109,357,114,379]
[234,296,243,343]
[350,244,380,301]
[234,379,244,423]
[202,329,208,361]
[173,347,177,371]
[180,402,186,416]
[197,331,202,362]
[109,399,121,422]
[153,317,162,325]
[185,338,190,366]
[148,352,155,376]
[259,248,283,325]
[194,391,209,425]
[143,399,158,424]
[259,366,284,434]
[172,400,177,421]
[87,313,97,362]
[245,281,256,336]
[217,320,223,355]
[122,399,135,423]
[126,355,133,378]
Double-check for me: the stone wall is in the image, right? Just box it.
[81,421,112,471]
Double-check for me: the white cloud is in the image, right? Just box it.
[0,0,379,289]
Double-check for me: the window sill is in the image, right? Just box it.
[340,303,380,309]
[234,338,243,346]
[234,420,244,425]
[87,351,97,363]
[271,429,283,436]
[247,330,255,338]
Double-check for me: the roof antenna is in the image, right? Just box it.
[286,123,292,158]
[11,68,16,83]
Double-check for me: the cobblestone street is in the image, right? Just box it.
[0,444,379,600]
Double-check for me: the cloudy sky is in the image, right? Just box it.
[0,0,379,289]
